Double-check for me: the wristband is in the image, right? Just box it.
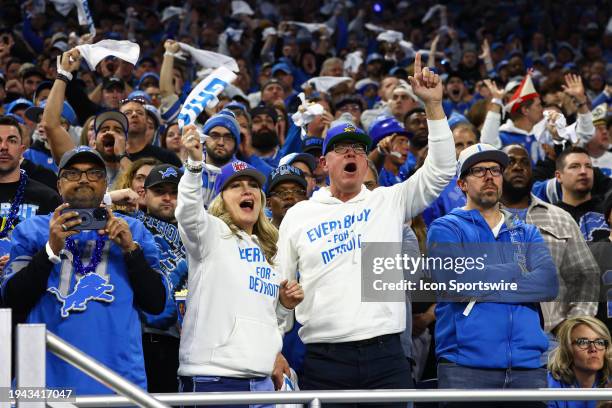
[491,98,503,107]
[164,51,178,58]
[56,73,71,84]
[56,56,74,81]
[185,160,203,173]
[46,241,62,264]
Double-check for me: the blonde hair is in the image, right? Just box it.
[208,189,278,263]
[548,316,612,387]
[79,116,95,147]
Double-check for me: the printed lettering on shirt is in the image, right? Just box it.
[239,245,279,298]
[305,208,371,264]
[0,202,41,219]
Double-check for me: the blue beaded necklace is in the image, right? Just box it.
[65,235,108,275]
[0,169,28,239]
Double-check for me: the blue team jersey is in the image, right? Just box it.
[1,213,166,395]
[23,148,58,174]
[499,130,544,164]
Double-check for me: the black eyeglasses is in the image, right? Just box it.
[333,143,367,155]
[572,338,609,350]
[468,166,503,178]
[60,168,106,182]
[269,189,307,199]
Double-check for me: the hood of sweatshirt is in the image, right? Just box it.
[310,185,370,205]
[499,119,531,136]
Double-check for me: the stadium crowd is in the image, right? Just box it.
[0,0,612,407]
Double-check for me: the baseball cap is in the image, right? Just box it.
[279,152,317,172]
[214,160,266,195]
[456,143,509,178]
[302,136,323,155]
[251,104,278,123]
[58,146,106,171]
[203,109,241,145]
[144,164,182,188]
[137,72,160,89]
[272,62,292,76]
[21,66,45,80]
[366,53,383,64]
[94,111,129,135]
[267,164,307,194]
[33,81,53,102]
[127,90,153,104]
[368,116,412,146]
[102,76,125,91]
[4,98,34,114]
[25,100,77,126]
[322,122,371,155]
[261,78,283,92]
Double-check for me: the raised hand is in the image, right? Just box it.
[48,203,81,254]
[562,73,587,103]
[483,79,504,100]
[60,48,82,73]
[101,207,137,253]
[164,39,181,54]
[408,52,443,105]
[181,124,203,162]
[279,279,304,309]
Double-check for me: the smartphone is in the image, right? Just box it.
[62,208,109,231]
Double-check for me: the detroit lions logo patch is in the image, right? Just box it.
[48,273,114,318]
[160,167,178,179]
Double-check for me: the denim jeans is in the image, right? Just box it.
[179,375,274,408]
[301,333,413,407]
[437,361,547,408]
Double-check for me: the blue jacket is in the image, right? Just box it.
[547,372,600,408]
[422,176,466,227]
[427,208,558,369]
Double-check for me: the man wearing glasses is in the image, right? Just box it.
[1,146,168,395]
[266,164,308,229]
[277,54,456,406]
[427,143,558,407]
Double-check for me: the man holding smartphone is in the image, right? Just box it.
[1,145,169,395]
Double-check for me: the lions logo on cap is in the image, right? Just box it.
[344,124,356,132]
[160,167,178,179]
[231,161,249,172]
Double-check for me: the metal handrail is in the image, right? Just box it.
[72,388,612,407]
[46,331,170,408]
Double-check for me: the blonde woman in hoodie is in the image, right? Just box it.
[176,124,303,407]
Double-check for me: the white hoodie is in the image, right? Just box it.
[277,119,456,344]
[176,170,290,377]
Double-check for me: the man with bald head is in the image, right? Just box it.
[500,144,599,347]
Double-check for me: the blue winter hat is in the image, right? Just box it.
[214,160,266,195]
[127,90,153,104]
[368,116,412,147]
[323,122,371,155]
[25,100,77,126]
[137,72,160,89]
[448,112,470,130]
[203,109,241,146]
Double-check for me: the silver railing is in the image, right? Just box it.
[2,309,612,407]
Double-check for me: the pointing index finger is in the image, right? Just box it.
[413,52,422,76]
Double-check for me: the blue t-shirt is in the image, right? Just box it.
[1,213,166,395]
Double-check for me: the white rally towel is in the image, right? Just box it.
[232,0,254,16]
[276,369,301,408]
[377,30,404,43]
[177,66,237,130]
[365,23,385,33]
[50,0,95,35]
[302,76,352,93]
[77,40,140,69]
[178,42,239,73]
[161,6,185,23]
[291,93,325,137]
[288,21,334,37]
[344,50,363,74]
